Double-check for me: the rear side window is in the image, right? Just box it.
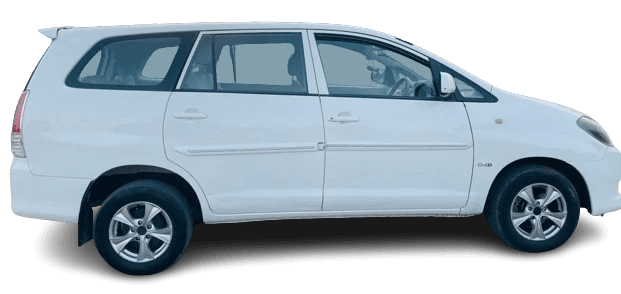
[179,35,214,90]
[66,32,198,91]
[79,51,101,79]
[213,33,307,94]
[180,33,307,94]
[141,47,179,79]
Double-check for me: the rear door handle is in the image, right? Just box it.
[329,116,360,123]
[173,112,207,119]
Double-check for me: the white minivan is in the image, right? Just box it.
[11,22,621,275]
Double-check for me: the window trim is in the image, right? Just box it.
[309,31,445,102]
[65,32,199,91]
[175,88,321,97]
[175,30,318,95]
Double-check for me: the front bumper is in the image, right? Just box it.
[11,157,91,223]
[572,146,621,216]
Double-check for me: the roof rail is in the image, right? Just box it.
[39,26,73,40]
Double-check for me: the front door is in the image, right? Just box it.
[164,31,325,214]
[309,32,474,211]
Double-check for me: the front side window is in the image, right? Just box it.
[66,32,196,91]
[316,36,436,99]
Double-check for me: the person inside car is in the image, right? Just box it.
[181,40,214,90]
[367,54,434,98]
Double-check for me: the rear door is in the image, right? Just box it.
[308,31,474,211]
[164,31,325,214]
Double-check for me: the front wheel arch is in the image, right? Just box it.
[485,157,591,214]
[484,163,580,252]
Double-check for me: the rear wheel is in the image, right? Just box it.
[485,165,580,252]
[94,179,193,275]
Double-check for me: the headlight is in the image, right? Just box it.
[577,116,614,147]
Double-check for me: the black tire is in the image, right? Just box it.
[94,179,193,275]
[485,164,580,252]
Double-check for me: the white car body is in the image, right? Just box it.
[11,22,621,230]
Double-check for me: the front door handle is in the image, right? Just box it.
[329,115,360,123]
[173,112,207,119]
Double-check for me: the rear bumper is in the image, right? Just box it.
[11,157,91,223]
[573,147,621,216]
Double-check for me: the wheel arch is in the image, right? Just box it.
[78,164,206,246]
[484,157,591,213]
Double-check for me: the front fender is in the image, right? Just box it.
[460,88,607,215]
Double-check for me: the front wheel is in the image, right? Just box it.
[94,179,193,275]
[485,165,580,252]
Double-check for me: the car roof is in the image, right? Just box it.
[59,22,399,42]
[42,22,493,92]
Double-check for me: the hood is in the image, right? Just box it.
[491,87,585,118]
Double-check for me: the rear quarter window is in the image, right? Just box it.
[141,46,179,79]
[66,32,198,91]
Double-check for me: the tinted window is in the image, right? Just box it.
[66,33,198,91]
[316,37,436,99]
[213,33,307,94]
[141,46,179,79]
[180,35,214,90]
[454,77,484,99]
[75,37,180,86]
[79,51,101,79]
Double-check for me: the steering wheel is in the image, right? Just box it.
[412,81,433,98]
[387,77,407,96]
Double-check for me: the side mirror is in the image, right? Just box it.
[440,72,456,97]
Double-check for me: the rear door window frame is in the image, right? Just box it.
[175,30,318,96]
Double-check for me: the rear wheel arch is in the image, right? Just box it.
[78,165,204,246]
[93,178,193,275]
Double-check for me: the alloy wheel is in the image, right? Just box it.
[510,183,568,241]
[108,201,173,263]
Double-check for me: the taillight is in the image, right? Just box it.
[11,91,29,158]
